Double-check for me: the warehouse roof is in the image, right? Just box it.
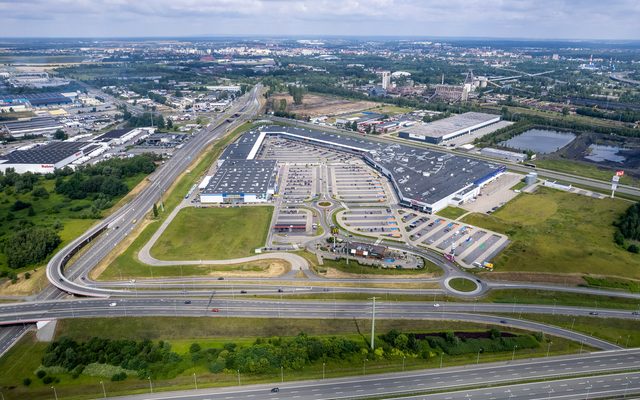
[0,141,90,165]
[94,128,133,141]
[203,159,277,195]
[399,112,499,139]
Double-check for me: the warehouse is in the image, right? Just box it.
[479,147,527,163]
[0,141,95,173]
[200,160,277,204]
[0,92,72,108]
[93,127,153,145]
[1,117,64,138]
[201,131,277,204]
[398,112,500,144]
[260,125,505,214]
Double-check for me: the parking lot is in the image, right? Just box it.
[331,162,389,205]
[460,172,523,214]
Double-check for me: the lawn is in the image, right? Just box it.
[536,158,639,188]
[436,206,467,220]
[448,278,478,292]
[0,317,587,400]
[150,206,273,261]
[461,187,640,279]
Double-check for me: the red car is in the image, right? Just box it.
[211,308,220,313]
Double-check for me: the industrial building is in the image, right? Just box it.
[0,92,72,108]
[259,125,505,214]
[93,127,153,146]
[479,147,527,163]
[201,131,277,204]
[0,141,97,173]
[398,112,501,144]
[0,117,64,138]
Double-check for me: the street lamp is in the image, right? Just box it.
[363,358,368,375]
[512,345,518,361]
[51,386,58,400]
[322,362,326,380]
[476,348,483,364]
[546,341,552,357]
[193,372,198,390]
[148,376,153,393]
[100,380,106,398]
[402,356,406,372]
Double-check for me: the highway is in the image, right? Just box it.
[102,349,640,399]
[0,298,633,350]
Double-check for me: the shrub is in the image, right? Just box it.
[111,372,127,381]
[23,377,32,386]
[629,244,639,254]
[42,376,54,384]
[36,370,46,379]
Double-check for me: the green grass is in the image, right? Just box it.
[484,289,640,310]
[535,158,639,188]
[461,187,640,278]
[436,206,467,220]
[0,317,588,400]
[510,180,528,191]
[0,174,146,277]
[150,206,273,261]
[513,314,640,348]
[582,276,640,293]
[448,278,478,292]
[98,122,258,280]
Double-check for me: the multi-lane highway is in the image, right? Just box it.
[0,298,633,350]
[101,349,640,399]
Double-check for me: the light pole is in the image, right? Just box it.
[580,339,585,354]
[281,366,284,383]
[585,381,592,400]
[148,377,153,393]
[237,370,241,385]
[51,386,58,400]
[322,362,326,380]
[193,372,198,390]
[511,345,518,361]
[546,341,552,357]
[476,349,482,364]
[100,380,106,398]
[402,356,406,372]
[369,297,379,350]
[363,358,368,375]
[623,376,630,399]
[439,352,444,368]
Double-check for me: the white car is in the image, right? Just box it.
[433,303,441,308]
[109,302,117,307]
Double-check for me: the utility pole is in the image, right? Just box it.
[369,297,379,350]
[100,380,106,398]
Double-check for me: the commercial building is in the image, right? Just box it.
[0,141,97,173]
[398,112,501,144]
[93,127,153,145]
[260,125,505,214]
[201,131,277,204]
[479,147,527,163]
[0,117,64,138]
[0,92,72,108]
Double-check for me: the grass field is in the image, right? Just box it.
[436,206,467,220]
[462,187,639,279]
[0,317,587,400]
[96,122,258,280]
[298,251,443,277]
[448,278,478,292]
[150,206,273,260]
[536,158,639,187]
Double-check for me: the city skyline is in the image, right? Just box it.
[0,0,639,40]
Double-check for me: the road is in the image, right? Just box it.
[45,85,263,298]
[102,349,640,400]
[0,298,633,350]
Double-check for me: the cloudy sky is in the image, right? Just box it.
[0,0,638,39]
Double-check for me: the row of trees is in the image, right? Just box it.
[4,225,61,269]
[614,202,640,253]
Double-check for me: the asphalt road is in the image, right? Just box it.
[0,298,632,349]
[104,349,640,400]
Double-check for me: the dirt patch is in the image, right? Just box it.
[0,268,48,296]
[270,93,379,118]
[193,259,290,278]
[478,271,585,285]
[322,267,439,280]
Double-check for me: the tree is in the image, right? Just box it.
[562,107,569,117]
[629,244,639,254]
[53,129,68,140]
[152,203,159,218]
[279,98,287,112]
[4,227,61,269]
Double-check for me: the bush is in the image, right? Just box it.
[36,370,46,379]
[42,376,54,384]
[10,200,32,212]
[189,343,201,353]
[23,377,32,386]
[629,244,639,254]
[111,372,127,381]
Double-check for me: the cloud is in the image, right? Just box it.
[0,0,638,39]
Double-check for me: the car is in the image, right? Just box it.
[184,300,191,304]
[211,308,220,312]
[217,277,225,280]
[240,290,247,294]
[633,311,640,316]
[271,388,280,393]
[277,288,284,293]
[589,311,599,315]
[109,302,117,307]
[500,320,507,324]
[433,303,441,308]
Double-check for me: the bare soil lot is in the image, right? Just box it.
[271,93,379,118]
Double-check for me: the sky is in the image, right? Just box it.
[0,0,639,40]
